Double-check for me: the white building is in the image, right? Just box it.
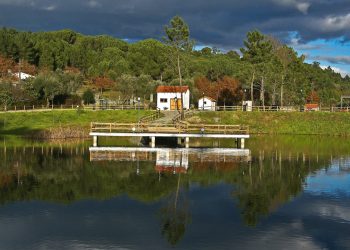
[242,100,253,111]
[8,70,34,80]
[156,86,190,111]
[198,96,216,111]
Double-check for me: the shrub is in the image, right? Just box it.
[82,89,95,105]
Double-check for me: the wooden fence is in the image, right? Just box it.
[0,104,146,112]
[2,104,349,113]
[212,105,350,112]
[139,110,161,123]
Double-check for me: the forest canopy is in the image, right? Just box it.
[0,18,349,108]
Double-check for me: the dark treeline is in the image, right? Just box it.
[0,16,350,107]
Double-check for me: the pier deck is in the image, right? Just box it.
[90,122,250,148]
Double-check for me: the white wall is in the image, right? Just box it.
[198,97,216,111]
[242,101,253,111]
[14,72,33,80]
[157,90,190,110]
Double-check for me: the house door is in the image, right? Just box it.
[170,98,182,110]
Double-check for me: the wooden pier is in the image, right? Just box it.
[90,122,250,148]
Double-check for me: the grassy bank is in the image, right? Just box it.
[0,110,153,137]
[189,111,350,136]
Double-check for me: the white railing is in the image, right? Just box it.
[1,104,349,113]
[207,105,350,112]
[0,104,146,112]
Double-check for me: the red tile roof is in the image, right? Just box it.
[200,96,216,102]
[156,86,189,93]
[305,103,319,109]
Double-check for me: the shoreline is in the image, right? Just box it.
[1,110,350,139]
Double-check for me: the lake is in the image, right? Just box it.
[0,135,349,250]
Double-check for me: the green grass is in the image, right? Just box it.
[0,110,153,135]
[191,111,350,136]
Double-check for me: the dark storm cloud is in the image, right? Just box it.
[0,0,350,48]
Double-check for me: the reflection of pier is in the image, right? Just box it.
[89,147,251,173]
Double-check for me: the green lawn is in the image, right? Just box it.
[0,110,153,135]
[190,111,350,136]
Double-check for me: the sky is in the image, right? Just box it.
[0,0,349,76]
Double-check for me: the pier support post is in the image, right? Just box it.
[93,136,98,147]
[185,137,190,148]
[240,138,245,149]
[177,137,183,146]
[151,136,156,148]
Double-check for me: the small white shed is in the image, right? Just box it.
[156,86,190,111]
[198,96,216,111]
[14,72,34,80]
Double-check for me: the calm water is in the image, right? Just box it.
[0,136,350,250]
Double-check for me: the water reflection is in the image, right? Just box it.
[0,136,350,249]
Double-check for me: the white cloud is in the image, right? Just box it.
[320,65,348,77]
[87,0,101,8]
[274,0,311,14]
[320,13,350,32]
[43,5,56,11]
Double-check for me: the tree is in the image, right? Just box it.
[195,76,242,105]
[93,76,113,95]
[82,89,95,105]
[0,55,15,79]
[306,90,320,103]
[164,16,194,118]
[241,30,273,106]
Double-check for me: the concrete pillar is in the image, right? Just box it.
[185,137,190,148]
[240,138,245,149]
[151,136,156,148]
[93,136,98,147]
[177,137,182,146]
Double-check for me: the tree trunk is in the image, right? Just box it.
[260,76,265,108]
[280,75,284,107]
[272,80,276,105]
[250,70,255,104]
[177,53,184,119]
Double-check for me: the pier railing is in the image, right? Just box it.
[90,122,249,135]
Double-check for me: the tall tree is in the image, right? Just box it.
[241,30,273,106]
[164,16,194,118]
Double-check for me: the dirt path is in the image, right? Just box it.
[150,111,179,124]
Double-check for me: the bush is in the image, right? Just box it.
[82,89,95,105]
[64,95,82,105]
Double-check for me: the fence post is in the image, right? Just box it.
[24,105,26,111]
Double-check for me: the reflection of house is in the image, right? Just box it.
[198,96,216,111]
[156,86,190,111]
[155,149,188,174]
[305,103,319,111]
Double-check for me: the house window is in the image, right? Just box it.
[160,98,168,103]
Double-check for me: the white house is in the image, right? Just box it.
[15,72,33,80]
[156,86,190,110]
[198,96,216,111]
